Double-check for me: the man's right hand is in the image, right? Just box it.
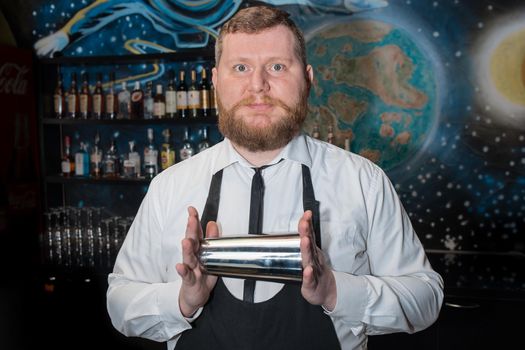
[176,206,219,317]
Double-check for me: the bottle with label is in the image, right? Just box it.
[176,70,188,118]
[200,68,211,119]
[344,138,351,151]
[130,81,144,119]
[67,72,79,119]
[160,129,176,171]
[143,81,154,120]
[90,131,103,178]
[79,73,91,119]
[210,80,218,118]
[92,73,104,120]
[188,69,200,119]
[312,123,320,139]
[326,125,335,144]
[61,135,75,176]
[197,126,211,153]
[143,128,159,179]
[105,72,117,120]
[103,138,119,177]
[153,84,166,119]
[179,127,195,161]
[53,73,65,118]
[117,81,130,119]
[123,140,141,178]
[166,70,177,118]
[130,141,141,177]
[75,142,90,177]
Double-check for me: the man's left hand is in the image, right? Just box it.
[298,210,337,311]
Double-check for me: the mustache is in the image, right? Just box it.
[231,96,293,113]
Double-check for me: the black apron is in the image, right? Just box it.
[176,164,341,350]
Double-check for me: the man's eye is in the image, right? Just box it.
[271,64,284,72]
[234,64,247,72]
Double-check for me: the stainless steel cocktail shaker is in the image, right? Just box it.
[198,233,303,282]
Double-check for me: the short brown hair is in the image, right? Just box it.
[215,6,307,69]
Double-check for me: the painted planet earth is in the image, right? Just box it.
[304,20,437,171]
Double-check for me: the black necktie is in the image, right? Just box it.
[243,166,269,302]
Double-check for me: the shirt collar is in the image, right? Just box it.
[277,133,312,168]
[211,138,241,174]
[212,133,313,174]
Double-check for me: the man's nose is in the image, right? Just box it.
[248,68,269,94]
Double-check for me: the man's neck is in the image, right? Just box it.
[230,142,284,168]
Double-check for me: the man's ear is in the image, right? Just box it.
[306,64,313,85]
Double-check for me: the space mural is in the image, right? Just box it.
[2,0,524,253]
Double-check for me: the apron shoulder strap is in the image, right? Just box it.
[200,169,223,237]
[301,164,321,250]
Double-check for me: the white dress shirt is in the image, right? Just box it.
[107,134,444,350]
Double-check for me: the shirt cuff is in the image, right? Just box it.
[323,270,368,323]
[156,281,195,331]
[184,307,203,323]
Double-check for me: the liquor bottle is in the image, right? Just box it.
[129,141,141,177]
[143,81,154,119]
[143,128,159,179]
[344,138,351,151]
[103,138,119,177]
[79,73,91,119]
[179,127,195,161]
[176,70,188,118]
[122,141,137,178]
[92,73,104,119]
[105,72,117,119]
[123,140,140,178]
[117,81,130,119]
[197,126,211,153]
[166,70,177,118]
[130,81,144,119]
[75,141,90,177]
[312,123,320,139]
[153,84,166,119]
[187,69,200,119]
[67,72,79,118]
[53,73,65,118]
[160,128,176,171]
[210,80,218,118]
[326,124,335,144]
[90,131,103,178]
[200,68,211,118]
[61,135,75,177]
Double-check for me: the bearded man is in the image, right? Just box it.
[107,6,443,350]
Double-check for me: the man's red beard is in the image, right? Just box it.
[217,91,309,152]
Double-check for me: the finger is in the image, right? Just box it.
[302,265,316,290]
[186,207,203,252]
[298,210,313,238]
[181,237,199,269]
[298,211,313,268]
[300,233,312,269]
[175,263,196,285]
[206,221,220,239]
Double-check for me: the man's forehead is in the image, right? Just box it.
[220,27,297,58]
